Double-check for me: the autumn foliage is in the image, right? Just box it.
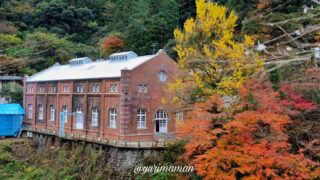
[102,35,124,56]
[173,0,263,96]
[257,0,272,11]
[178,79,320,179]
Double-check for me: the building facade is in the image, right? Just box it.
[23,50,178,142]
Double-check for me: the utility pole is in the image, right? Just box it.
[151,43,156,54]
[99,48,102,59]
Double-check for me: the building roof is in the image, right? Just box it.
[109,51,137,56]
[0,104,25,115]
[26,51,162,82]
[0,76,23,81]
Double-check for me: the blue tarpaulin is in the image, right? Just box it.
[0,104,25,136]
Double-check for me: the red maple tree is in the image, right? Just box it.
[178,79,320,179]
[102,35,124,56]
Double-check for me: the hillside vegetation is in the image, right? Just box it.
[0,0,313,75]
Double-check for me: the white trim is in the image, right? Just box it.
[154,110,168,133]
[50,105,55,121]
[137,109,147,128]
[39,104,43,120]
[28,104,32,118]
[62,106,68,123]
[92,108,98,126]
[75,108,84,129]
[109,108,117,128]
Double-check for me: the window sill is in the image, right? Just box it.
[108,126,117,129]
[137,127,148,130]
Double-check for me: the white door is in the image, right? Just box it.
[159,119,167,133]
[154,110,168,133]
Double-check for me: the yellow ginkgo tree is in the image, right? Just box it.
[173,0,263,97]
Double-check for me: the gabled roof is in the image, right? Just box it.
[0,104,25,115]
[26,51,162,82]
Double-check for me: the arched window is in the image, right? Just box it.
[77,85,83,93]
[155,110,168,119]
[62,106,68,123]
[137,109,146,128]
[91,84,95,92]
[28,104,32,119]
[50,105,55,121]
[110,84,114,92]
[76,108,83,129]
[138,84,143,92]
[38,104,43,120]
[63,85,69,92]
[51,85,56,92]
[96,84,100,92]
[114,84,118,92]
[29,86,33,93]
[143,85,148,93]
[92,108,98,127]
[109,108,117,128]
[154,110,168,133]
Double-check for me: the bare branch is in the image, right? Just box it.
[276,25,301,48]
[279,25,320,46]
[311,0,320,5]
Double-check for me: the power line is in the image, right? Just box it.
[243,0,295,25]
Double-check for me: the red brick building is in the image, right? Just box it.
[23,50,178,143]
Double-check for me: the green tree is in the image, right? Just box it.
[124,0,178,55]
[0,33,21,49]
[21,32,97,71]
[0,83,23,105]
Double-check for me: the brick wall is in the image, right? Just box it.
[24,51,177,142]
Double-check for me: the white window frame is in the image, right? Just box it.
[143,85,148,93]
[39,104,43,120]
[158,71,167,82]
[63,85,69,92]
[137,109,146,128]
[76,108,84,129]
[62,106,68,123]
[50,105,55,121]
[39,86,45,93]
[176,111,183,121]
[110,84,114,92]
[109,108,117,128]
[77,85,83,93]
[96,84,100,92]
[28,104,32,119]
[91,84,95,92]
[51,85,56,92]
[29,86,33,93]
[154,110,168,133]
[114,84,118,92]
[92,108,98,127]
[138,84,143,92]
